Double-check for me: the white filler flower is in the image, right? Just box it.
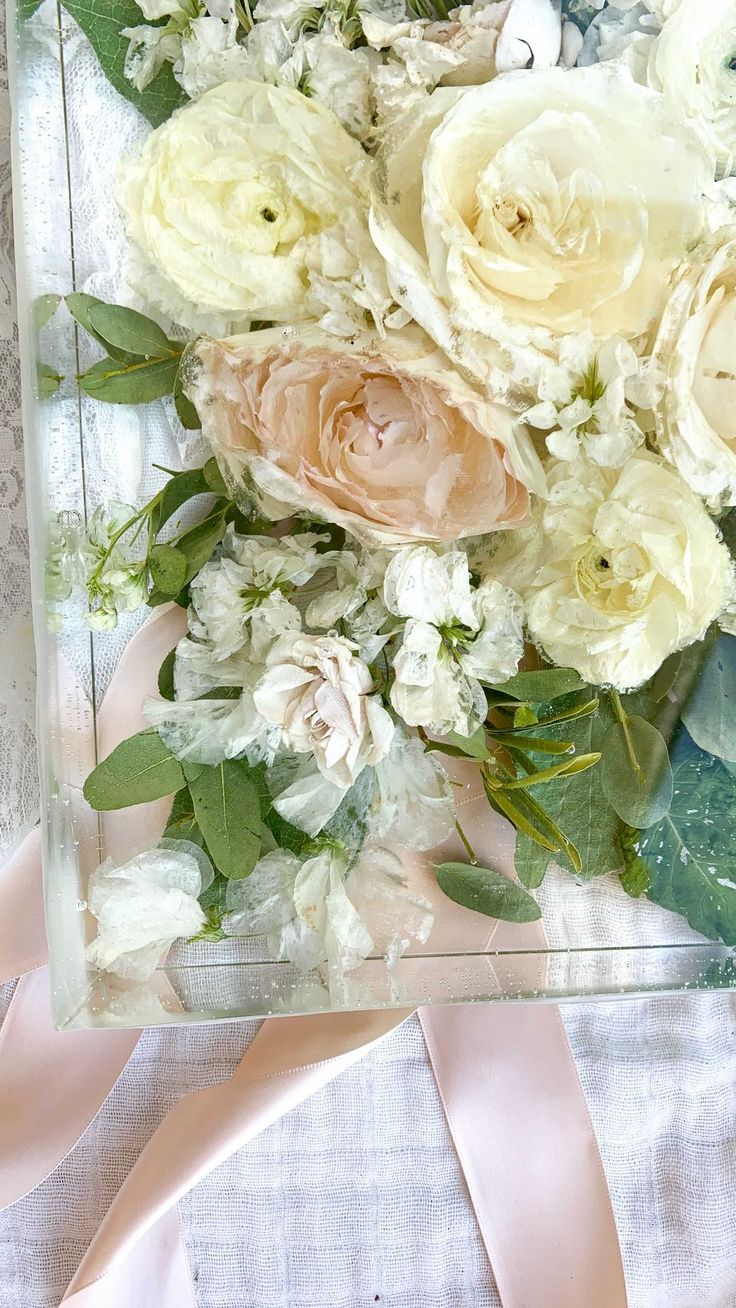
[86,845,207,980]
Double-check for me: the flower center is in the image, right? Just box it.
[575,541,651,615]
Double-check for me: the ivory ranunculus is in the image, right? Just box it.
[253,632,395,788]
[189,323,543,546]
[644,0,736,177]
[497,452,733,691]
[653,233,736,507]
[117,80,389,334]
[370,65,712,390]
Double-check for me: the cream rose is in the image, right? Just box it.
[644,0,736,177]
[495,452,733,691]
[117,80,388,334]
[253,632,395,788]
[653,232,736,507]
[370,65,712,390]
[189,323,543,545]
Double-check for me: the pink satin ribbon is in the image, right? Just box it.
[0,612,628,1307]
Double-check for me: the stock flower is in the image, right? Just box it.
[188,527,330,660]
[86,846,207,979]
[117,80,387,334]
[385,546,524,734]
[370,65,713,390]
[190,324,542,546]
[497,452,733,690]
[253,631,395,787]
[522,335,657,468]
[652,233,736,507]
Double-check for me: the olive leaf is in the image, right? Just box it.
[87,303,180,359]
[149,543,188,596]
[78,355,180,404]
[157,649,177,702]
[434,862,541,922]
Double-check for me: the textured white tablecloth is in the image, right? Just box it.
[0,10,735,1308]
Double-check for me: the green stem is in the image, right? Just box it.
[455,819,478,866]
[610,690,646,786]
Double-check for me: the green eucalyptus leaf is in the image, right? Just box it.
[490,667,586,703]
[153,466,212,533]
[176,511,228,581]
[601,716,674,828]
[87,303,179,359]
[184,759,262,880]
[445,726,490,760]
[434,862,541,922]
[637,727,736,946]
[681,635,736,763]
[60,0,186,127]
[513,710,622,884]
[149,543,187,596]
[163,786,203,846]
[83,729,186,810]
[174,371,201,430]
[32,293,61,331]
[36,361,63,399]
[203,457,228,496]
[78,355,179,404]
[66,293,139,364]
[157,648,176,702]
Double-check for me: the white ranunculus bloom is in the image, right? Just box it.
[385,546,523,733]
[253,632,395,787]
[644,0,736,176]
[653,233,736,508]
[522,335,658,468]
[370,726,456,851]
[117,80,384,335]
[86,846,208,979]
[497,452,733,691]
[370,65,713,391]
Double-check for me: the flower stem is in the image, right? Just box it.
[610,690,646,786]
[455,819,478,866]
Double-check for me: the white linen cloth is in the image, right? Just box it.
[0,7,734,1307]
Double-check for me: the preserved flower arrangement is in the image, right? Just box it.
[22,0,736,1004]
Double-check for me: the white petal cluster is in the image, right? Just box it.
[86,845,208,979]
[384,546,524,733]
[225,843,433,995]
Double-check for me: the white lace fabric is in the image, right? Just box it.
[0,6,735,1306]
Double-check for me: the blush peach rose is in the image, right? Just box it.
[188,324,544,546]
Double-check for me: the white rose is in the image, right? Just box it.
[86,846,207,979]
[253,632,395,787]
[385,546,523,733]
[117,80,381,334]
[644,0,736,176]
[653,233,736,508]
[499,451,733,691]
[370,65,712,390]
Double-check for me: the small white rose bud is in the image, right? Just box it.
[496,0,562,71]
